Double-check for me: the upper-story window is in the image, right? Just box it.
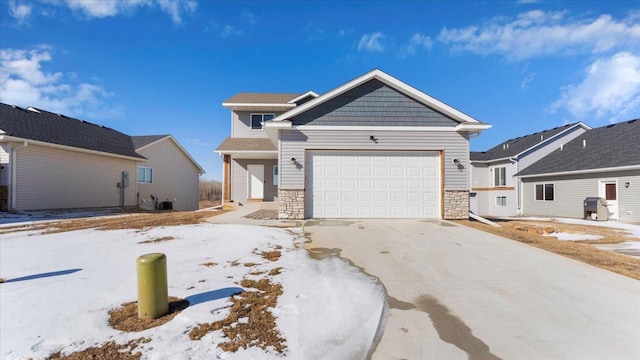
[250,114,275,129]
[493,167,506,187]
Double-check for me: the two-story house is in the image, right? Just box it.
[216,69,491,220]
[470,122,591,217]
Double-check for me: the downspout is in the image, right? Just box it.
[509,157,522,215]
[10,141,28,212]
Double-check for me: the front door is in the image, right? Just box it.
[247,164,264,199]
[599,180,618,220]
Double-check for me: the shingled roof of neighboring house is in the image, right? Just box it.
[223,93,302,104]
[516,119,640,177]
[0,103,145,159]
[215,137,276,152]
[471,122,587,162]
[131,135,170,149]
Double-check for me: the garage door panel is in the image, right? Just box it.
[307,151,440,219]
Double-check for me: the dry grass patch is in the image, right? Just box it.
[457,220,640,281]
[261,251,281,262]
[269,267,283,276]
[244,262,260,267]
[108,297,189,332]
[2,211,223,235]
[228,260,240,267]
[201,262,218,267]
[46,338,150,360]
[137,236,175,244]
[189,277,286,354]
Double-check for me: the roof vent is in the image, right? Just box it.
[560,143,564,150]
[583,140,587,148]
[26,106,40,113]
[540,135,544,140]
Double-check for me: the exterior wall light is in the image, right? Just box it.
[290,157,296,162]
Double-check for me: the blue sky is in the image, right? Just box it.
[1,0,639,180]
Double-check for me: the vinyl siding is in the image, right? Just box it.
[232,111,286,138]
[0,143,10,186]
[279,129,469,190]
[14,144,137,210]
[522,170,640,222]
[471,160,519,217]
[135,138,200,211]
[290,79,458,127]
[518,127,589,169]
[231,158,278,203]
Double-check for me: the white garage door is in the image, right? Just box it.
[307,151,440,218]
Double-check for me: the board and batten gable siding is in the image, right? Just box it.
[232,111,287,138]
[135,139,200,211]
[14,144,137,210]
[289,79,459,127]
[0,143,10,186]
[521,170,640,223]
[231,158,278,203]
[518,126,589,169]
[279,129,469,190]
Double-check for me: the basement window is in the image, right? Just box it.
[496,196,507,207]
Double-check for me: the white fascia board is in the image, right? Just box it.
[516,165,640,179]
[221,102,296,109]
[263,120,293,129]
[287,91,319,104]
[1,135,147,162]
[455,123,492,131]
[293,125,461,131]
[271,69,483,124]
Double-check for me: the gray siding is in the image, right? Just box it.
[14,144,137,210]
[519,127,589,169]
[231,158,278,203]
[135,138,200,211]
[522,170,640,223]
[232,111,286,138]
[279,129,469,190]
[289,79,458,127]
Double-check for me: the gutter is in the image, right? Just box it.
[10,140,28,211]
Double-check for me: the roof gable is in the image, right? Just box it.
[288,79,459,127]
[0,103,145,159]
[131,135,170,149]
[270,69,488,127]
[471,122,590,161]
[133,134,205,174]
[516,119,640,177]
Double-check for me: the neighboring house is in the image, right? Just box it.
[216,69,491,219]
[132,135,205,211]
[515,119,640,223]
[0,103,144,211]
[470,122,591,217]
[0,103,204,212]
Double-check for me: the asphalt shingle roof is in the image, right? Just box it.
[215,137,276,152]
[223,93,301,104]
[516,119,640,176]
[471,123,582,161]
[131,135,170,149]
[0,103,145,159]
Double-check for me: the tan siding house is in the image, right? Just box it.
[132,135,204,211]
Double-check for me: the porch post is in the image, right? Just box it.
[223,154,231,202]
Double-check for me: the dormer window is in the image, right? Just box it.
[251,113,275,129]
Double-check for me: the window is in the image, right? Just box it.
[493,167,506,187]
[496,196,507,207]
[535,183,554,201]
[137,166,153,184]
[250,113,275,129]
[273,165,279,186]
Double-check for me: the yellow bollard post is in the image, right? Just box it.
[137,253,169,320]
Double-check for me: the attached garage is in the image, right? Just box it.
[306,150,441,218]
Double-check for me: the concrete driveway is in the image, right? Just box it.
[304,219,640,360]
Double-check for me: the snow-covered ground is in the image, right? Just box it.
[546,232,604,241]
[0,223,386,359]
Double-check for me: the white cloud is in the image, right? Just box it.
[437,10,640,60]
[221,25,242,38]
[45,0,196,24]
[8,0,32,24]
[398,33,433,58]
[241,10,256,25]
[550,52,640,122]
[521,72,536,89]
[0,47,120,120]
[357,32,386,52]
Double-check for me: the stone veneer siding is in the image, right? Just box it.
[444,190,469,220]
[278,189,305,219]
